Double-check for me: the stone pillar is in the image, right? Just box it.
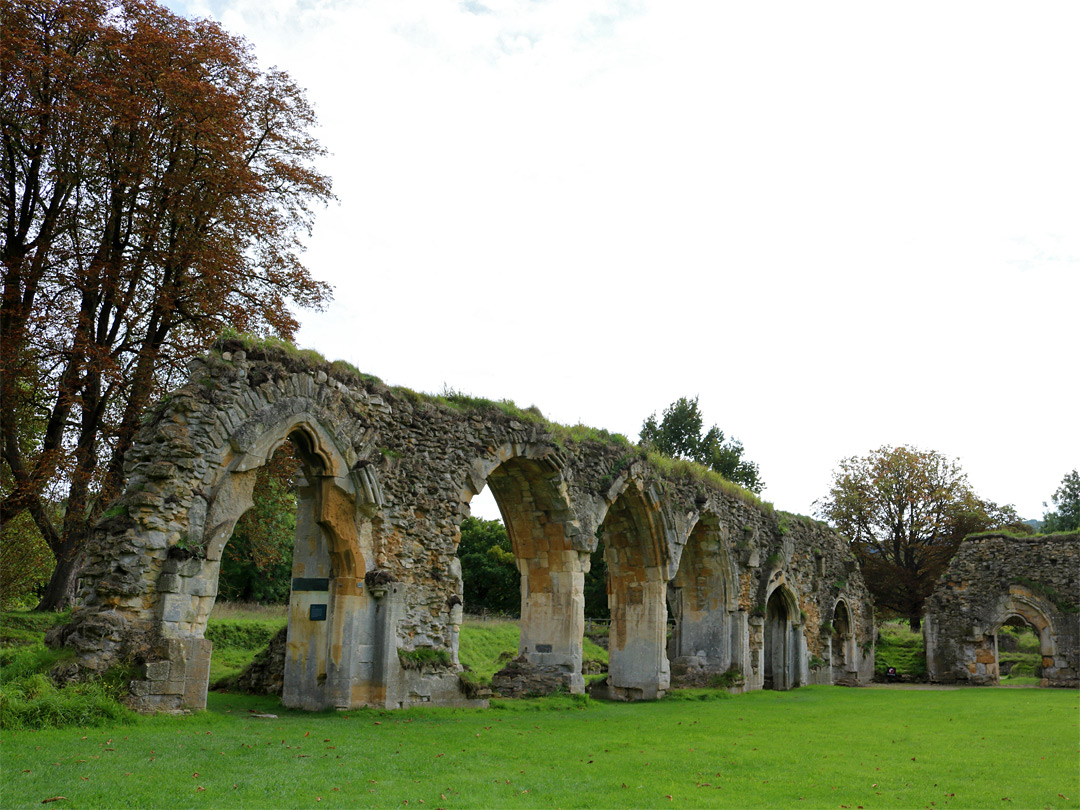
[515,549,587,694]
[373,583,406,708]
[601,573,670,700]
[747,614,764,690]
[283,478,333,710]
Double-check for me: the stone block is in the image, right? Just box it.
[144,660,171,681]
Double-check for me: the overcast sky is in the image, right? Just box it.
[166,0,1078,522]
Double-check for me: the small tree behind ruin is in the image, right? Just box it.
[815,445,1019,630]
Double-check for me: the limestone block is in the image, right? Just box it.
[144,660,171,681]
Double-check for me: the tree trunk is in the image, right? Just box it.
[35,543,85,611]
[908,614,921,632]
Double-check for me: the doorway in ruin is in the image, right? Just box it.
[460,453,586,693]
[668,514,740,680]
[593,484,671,700]
[993,615,1043,682]
[830,599,854,682]
[763,585,800,690]
[981,592,1057,686]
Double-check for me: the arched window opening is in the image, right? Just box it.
[830,600,853,682]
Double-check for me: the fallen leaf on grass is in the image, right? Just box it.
[40,799,67,804]
[195,787,205,793]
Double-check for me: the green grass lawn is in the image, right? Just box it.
[4,610,1077,809]
[3,686,1076,809]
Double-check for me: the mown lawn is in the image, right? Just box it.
[3,686,1077,809]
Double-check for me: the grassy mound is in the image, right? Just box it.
[205,605,288,690]
[458,618,608,684]
[875,621,927,679]
[0,612,134,730]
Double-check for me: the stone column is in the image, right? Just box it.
[517,549,587,694]
[603,573,670,700]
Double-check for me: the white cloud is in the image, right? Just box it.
[163,0,1080,520]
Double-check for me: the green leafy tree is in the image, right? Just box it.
[217,447,299,604]
[457,516,520,616]
[814,445,1019,630]
[583,547,609,620]
[640,396,763,493]
[1042,470,1080,533]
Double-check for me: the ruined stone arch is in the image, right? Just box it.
[975,589,1058,685]
[925,532,1078,688]
[667,511,743,683]
[56,344,880,712]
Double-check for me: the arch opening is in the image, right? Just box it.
[591,484,671,700]
[458,453,586,695]
[983,597,1056,686]
[667,515,741,684]
[830,599,854,682]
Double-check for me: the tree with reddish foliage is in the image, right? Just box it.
[1,0,334,609]
[814,445,1021,630]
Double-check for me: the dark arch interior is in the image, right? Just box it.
[830,600,851,673]
[764,587,791,691]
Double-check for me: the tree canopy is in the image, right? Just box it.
[1042,469,1080,533]
[814,445,1020,629]
[1,0,334,608]
[457,516,519,616]
[640,396,763,493]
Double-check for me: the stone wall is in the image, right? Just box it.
[52,340,875,711]
[924,532,1079,687]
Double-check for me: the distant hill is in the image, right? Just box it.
[1023,518,1043,532]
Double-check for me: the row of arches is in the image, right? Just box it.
[66,362,874,713]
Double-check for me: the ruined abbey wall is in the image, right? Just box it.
[924,532,1079,688]
[53,341,875,711]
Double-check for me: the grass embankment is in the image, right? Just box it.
[874,621,928,680]
[458,618,608,683]
[2,686,1076,809]
[204,603,287,689]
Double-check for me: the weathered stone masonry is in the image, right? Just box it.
[52,342,875,711]
[925,532,1079,688]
